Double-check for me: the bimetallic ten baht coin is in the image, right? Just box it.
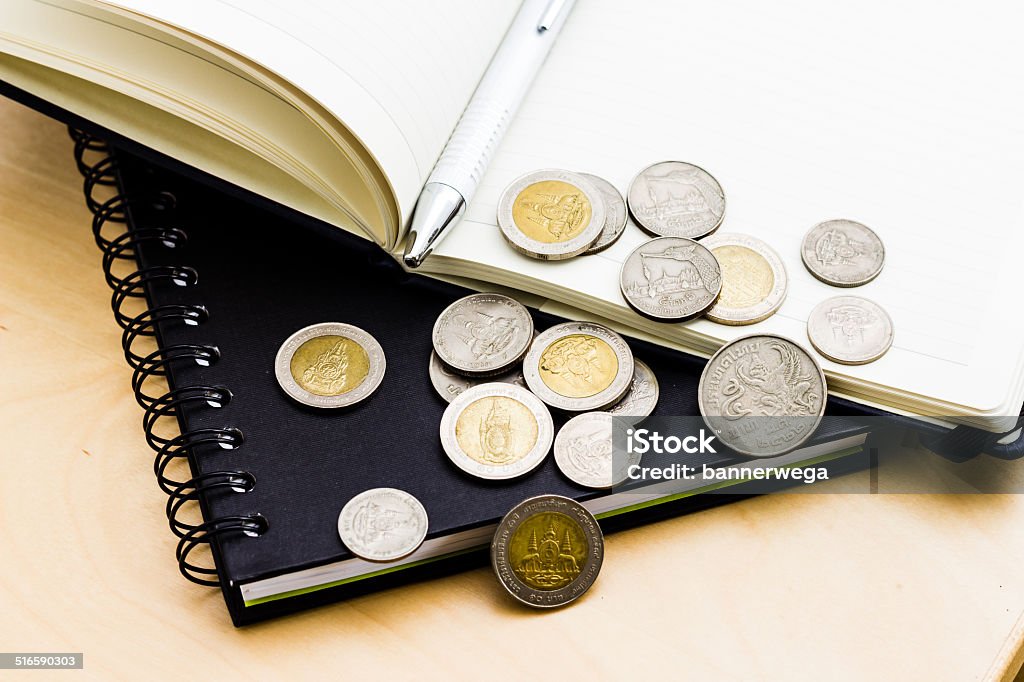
[627,161,726,239]
[491,494,604,608]
[698,334,827,458]
[440,383,554,480]
[497,169,606,260]
[801,219,885,287]
[620,237,723,321]
[523,321,634,411]
[579,173,628,254]
[554,412,639,489]
[431,293,534,376]
[701,233,788,325]
[604,358,659,423]
[337,488,428,562]
[275,322,385,408]
[428,350,528,403]
[807,295,894,365]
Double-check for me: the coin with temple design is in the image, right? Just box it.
[627,161,726,238]
[275,322,385,408]
[337,488,428,562]
[432,293,533,375]
[620,236,723,321]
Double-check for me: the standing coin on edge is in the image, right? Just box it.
[807,295,894,365]
[432,293,534,376]
[338,488,428,562]
[698,334,827,458]
[580,173,628,254]
[801,219,885,287]
[497,169,606,260]
[440,383,554,480]
[620,236,723,321]
[702,233,788,325]
[604,358,659,423]
[554,412,639,489]
[627,161,726,238]
[428,350,528,403]
[491,494,604,608]
[523,321,634,411]
[275,322,385,408]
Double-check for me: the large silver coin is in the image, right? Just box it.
[604,358,659,423]
[580,173,628,254]
[701,233,788,325]
[497,169,606,260]
[698,334,827,458]
[428,350,527,402]
[627,161,725,238]
[807,295,894,365]
[337,488,428,562]
[554,412,639,489]
[439,383,554,480]
[432,293,534,376]
[275,322,385,408]
[800,219,885,287]
[523,321,634,411]
[620,237,723,321]
[491,494,604,608]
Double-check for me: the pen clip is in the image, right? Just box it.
[537,0,570,32]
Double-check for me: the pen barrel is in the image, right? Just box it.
[430,96,513,199]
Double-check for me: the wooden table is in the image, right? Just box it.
[2,97,1024,681]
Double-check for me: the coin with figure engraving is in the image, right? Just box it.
[432,293,534,376]
[807,295,894,365]
[491,494,604,608]
[580,173,628,254]
[497,169,606,260]
[627,161,725,238]
[801,219,885,287]
[428,350,528,402]
[620,237,722,321]
[440,383,554,480]
[698,334,827,457]
[523,321,634,411]
[554,412,639,489]
[337,488,428,562]
[701,233,788,325]
[604,359,659,423]
[275,322,385,408]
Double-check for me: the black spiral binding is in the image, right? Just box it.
[70,128,267,587]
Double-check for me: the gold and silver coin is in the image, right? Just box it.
[698,334,827,458]
[604,358,659,423]
[701,233,788,325]
[491,494,604,608]
[807,295,894,365]
[554,412,639,489]
[800,219,885,287]
[579,173,628,254]
[337,488,428,562]
[627,161,726,239]
[523,321,634,411]
[439,383,554,480]
[497,169,606,260]
[275,322,385,408]
[431,293,534,376]
[620,236,723,321]
[428,350,527,402]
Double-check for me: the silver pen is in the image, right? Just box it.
[402,0,575,268]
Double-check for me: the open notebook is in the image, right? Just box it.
[3,0,1024,430]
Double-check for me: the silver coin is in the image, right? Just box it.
[439,383,554,480]
[523,321,634,411]
[491,494,604,608]
[432,293,534,375]
[627,161,725,238]
[497,169,606,260]
[807,295,894,365]
[428,350,528,402]
[337,488,428,562]
[800,219,885,287]
[620,237,723,321]
[579,173,628,254]
[698,334,827,458]
[701,233,788,325]
[604,358,659,423]
[554,412,639,489]
[275,322,385,408]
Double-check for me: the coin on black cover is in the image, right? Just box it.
[337,488,428,562]
[432,293,534,376]
[275,322,385,408]
[554,412,639,489]
[604,358,659,423]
